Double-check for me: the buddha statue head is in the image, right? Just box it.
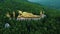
[18,10,23,15]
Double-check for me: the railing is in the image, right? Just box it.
[17,17,41,20]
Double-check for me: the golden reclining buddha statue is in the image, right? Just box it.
[17,10,44,18]
[6,10,45,19]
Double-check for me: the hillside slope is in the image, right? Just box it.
[0,0,60,34]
